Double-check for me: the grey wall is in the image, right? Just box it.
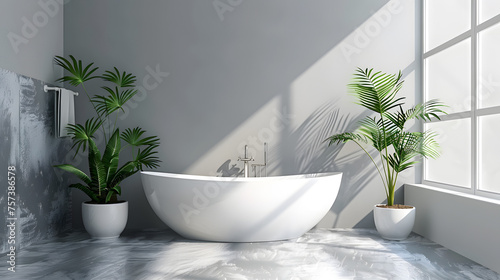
[64,0,418,230]
[0,68,72,254]
[0,0,64,84]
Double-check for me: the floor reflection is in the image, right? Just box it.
[1,228,499,280]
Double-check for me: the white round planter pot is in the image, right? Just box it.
[82,201,128,239]
[373,204,415,240]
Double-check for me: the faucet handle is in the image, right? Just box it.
[238,157,254,161]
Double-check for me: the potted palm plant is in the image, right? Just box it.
[53,55,161,239]
[326,68,446,240]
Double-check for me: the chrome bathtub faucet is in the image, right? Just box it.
[238,143,268,177]
[252,142,267,177]
[238,145,254,178]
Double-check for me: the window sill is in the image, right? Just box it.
[405,183,500,274]
[407,183,500,205]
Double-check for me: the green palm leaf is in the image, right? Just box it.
[91,95,111,117]
[67,118,103,156]
[388,132,423,172]
[101,67,137,88]
[111,185,122,195]
[103,185,122,203]
[384,106,407,130]
[385,100,447,130]
[102,129,121,184]
[135,145,161,170]
[421,131,441,159]
[92,87,138,117]
[357,117,399,151]
[93,87,120,116]
[88,138,107,191]
[326,132,366,146]
[69,183,99,202]
[406,99,447,122]
[118,88,138,107]
[105,192,113,203]
[54,55,99,86]
[54,164,91,185]
[108,161,138,189]
[121,127,160,147]
[349,67,405,114]
[357,117,384,151]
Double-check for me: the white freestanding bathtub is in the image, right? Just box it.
[141,171,342,242]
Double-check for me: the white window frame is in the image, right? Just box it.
[422,0,500,200]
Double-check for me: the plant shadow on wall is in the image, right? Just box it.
[210,99,384,226]
[216,159,241,177]
[275,99,380,227]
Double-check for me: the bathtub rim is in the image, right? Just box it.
[140,171,342,182]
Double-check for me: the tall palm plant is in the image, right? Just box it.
[54,55,161,204]
[326,68,446,206]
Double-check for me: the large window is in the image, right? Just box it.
[423,0,500,199]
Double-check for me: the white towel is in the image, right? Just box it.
[58,88,76,137]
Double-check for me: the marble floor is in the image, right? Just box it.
[1,228,499,280]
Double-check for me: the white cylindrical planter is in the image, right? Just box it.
[82,201,128,239]
[374,204,415,240]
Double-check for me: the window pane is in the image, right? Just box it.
[478,114,500,193]
[425,0,470,51]
[425,119,471,188]
[478,23,500,109]
[425,39,471,114]
[478,0,500,24]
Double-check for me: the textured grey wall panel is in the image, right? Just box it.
[0,68,72,254]
[0,68,20,254]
